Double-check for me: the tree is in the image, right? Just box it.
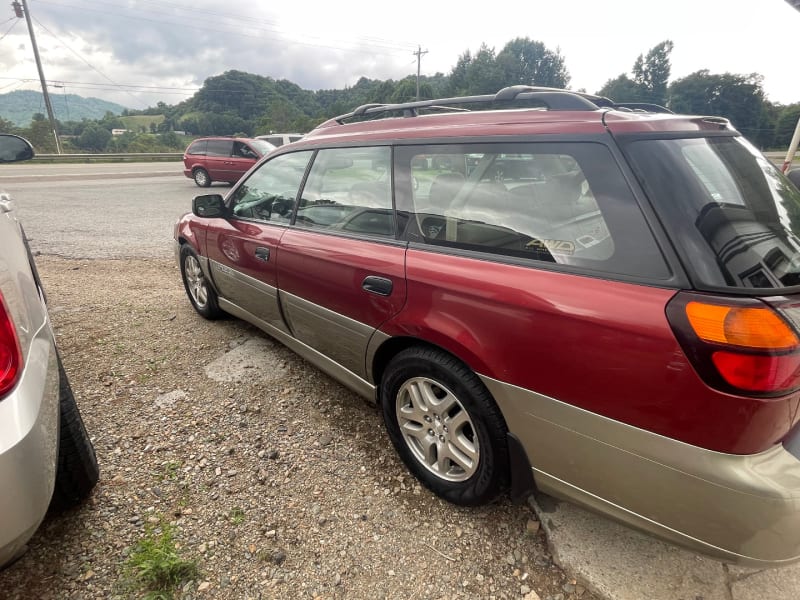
[596,40,673,106]
[632,40,674,106]
[597,74,646,102]
[775,104,800,149]
[496,37,570,88]
[668,70,773,148]
[448,50,472,96]
[465,44,505,95]
[76,123,112,152]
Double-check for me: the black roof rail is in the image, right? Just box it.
[329,86,670,125]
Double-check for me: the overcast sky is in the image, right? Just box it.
[1,0,798,110]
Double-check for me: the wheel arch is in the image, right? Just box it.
[370,335,537,503]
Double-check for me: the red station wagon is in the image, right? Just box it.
[174,86,800,567]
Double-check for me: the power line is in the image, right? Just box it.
[0,16,20,41]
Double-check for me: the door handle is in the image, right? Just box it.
[254,247,270,261]
[362,276,393,296]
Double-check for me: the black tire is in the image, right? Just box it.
[180,244,222,319]
[380,346,509,506]
[51,353,99,510]
[193,168,211,187]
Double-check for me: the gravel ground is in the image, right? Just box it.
[0,256,597,600]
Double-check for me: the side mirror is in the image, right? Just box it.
[193,194,228,218]
[0,134,35,163]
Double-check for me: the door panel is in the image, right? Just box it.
[277,229,407,377]
[205,149,314,330]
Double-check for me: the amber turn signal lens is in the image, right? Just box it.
[685,302,798,351]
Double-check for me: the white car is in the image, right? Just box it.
[0,134,98,568]
[255,133,304,147]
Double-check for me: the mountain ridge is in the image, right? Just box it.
[0,90,127,127]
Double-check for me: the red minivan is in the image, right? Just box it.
[174,87,800,567]
[182,136,275,187]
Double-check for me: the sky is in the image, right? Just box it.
[1,0,799,111]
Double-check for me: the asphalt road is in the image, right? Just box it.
[0,161,227,259]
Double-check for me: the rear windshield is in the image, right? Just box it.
[625,136,800,291]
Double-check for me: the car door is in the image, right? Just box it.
[204,139,234,182]
[228,140,260,181]
[276,146,407,379]
[204,150,313,330]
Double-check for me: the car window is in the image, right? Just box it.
[626,136,800,290]
[295,146,394,237]
[397,142,670,279]
[233,141,258,159]
[186,140,206,155]
[206,139,233,157]
[266,136,282,147]
[229,151,313,223]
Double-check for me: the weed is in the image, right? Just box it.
[121,520,199,600]
[229,506,246,525]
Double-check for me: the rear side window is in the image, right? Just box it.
[625,136,800,290]
[396,143,670,279]
[206,140,233,157]
[295,146,394,237]
[186,140,206,155]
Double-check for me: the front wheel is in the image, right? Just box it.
[380,347,509,506]
[180,244,222,319]
[193,168,211,187]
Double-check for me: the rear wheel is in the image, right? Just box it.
[193,168,211,187]
[380,346,509,506]
[180,244,222,319]
[51,353,99,509]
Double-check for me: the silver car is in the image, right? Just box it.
[0,134,98,568]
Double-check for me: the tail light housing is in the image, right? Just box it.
[0,291,22,398]
[666,292,800,396]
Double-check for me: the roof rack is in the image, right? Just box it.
[328,86,672,125]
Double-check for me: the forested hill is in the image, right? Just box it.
[0,90,126,127]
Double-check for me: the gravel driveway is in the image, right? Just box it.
[0,256,594,600]
[0,168,596,599]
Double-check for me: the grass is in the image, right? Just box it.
[122,521,199,600]
[229,506,246,525]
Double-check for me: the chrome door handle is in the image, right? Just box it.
[254,247,270,261]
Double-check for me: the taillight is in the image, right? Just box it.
[667,292,800,396]
[0,291,22,397]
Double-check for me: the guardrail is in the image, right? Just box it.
[32,152,183,163]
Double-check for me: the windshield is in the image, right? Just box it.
[625,136,800,290]
[250,139,276,155]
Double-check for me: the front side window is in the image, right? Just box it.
[626,136,800,290]
[397,143,669,279]
[295,146,394,237]
[233,141,258,159]
[229,151,312,223]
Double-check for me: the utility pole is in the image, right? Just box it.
[413,45,428,101]
[14,0,61,153]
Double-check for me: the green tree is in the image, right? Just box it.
[465,44,505,95]
[597,74,646,102]
[632,40,674,106]
[390,77,433,103]
[21,114,58,153]
[496,37,570,88]
[775,104,800,149]
[668,70,772,148]
[596,40,673,106]
[76,123,112,152]
[448,50,472,96]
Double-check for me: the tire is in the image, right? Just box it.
[380,346,509,506]
[51,352,99,510]
[193,168,211,187]
[180,244,222,319]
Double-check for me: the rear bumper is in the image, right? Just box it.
[0,323,59,567]
[482,375,800,567]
